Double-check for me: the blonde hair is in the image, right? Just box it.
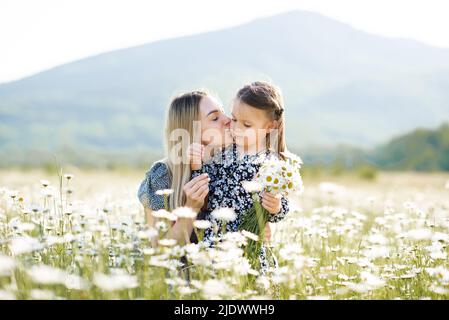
[235,81,286,159]
[163,90,208,210]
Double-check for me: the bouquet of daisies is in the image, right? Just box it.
[239,150,304,269]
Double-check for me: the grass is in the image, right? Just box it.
[0,168,449,299]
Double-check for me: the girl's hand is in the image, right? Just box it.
[183,173,209,210]
[261,191,282,214]
[187,143,204,171]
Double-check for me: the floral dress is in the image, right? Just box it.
[192,143,289,274]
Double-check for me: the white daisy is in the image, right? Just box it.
[172,207,197,219]
[211,207,237,222]
[155,189,174,196]
[193,220,212,229]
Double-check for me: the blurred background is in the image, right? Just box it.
[1,0,449,179]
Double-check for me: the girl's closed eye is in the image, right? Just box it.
[231,117,250,128]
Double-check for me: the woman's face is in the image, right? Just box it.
[198,95,231,147]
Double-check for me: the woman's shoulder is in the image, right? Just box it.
[146,160,170,180]
[138,159,170,210]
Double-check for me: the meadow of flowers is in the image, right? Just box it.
[1,168,449,300]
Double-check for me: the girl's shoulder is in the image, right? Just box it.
[265,150,282,160]
[221,144,236,158]
[245,148,280,164]
[205,144,236,166]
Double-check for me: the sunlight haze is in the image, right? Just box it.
[1,0,449,84]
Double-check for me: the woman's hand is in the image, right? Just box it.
[261,191,282,214]
[187,143,205,171]
[183,173,209,210]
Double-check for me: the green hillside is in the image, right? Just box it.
[1,10,449,168]
[371,123,449,171]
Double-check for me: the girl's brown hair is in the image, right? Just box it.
[236,81,286,158]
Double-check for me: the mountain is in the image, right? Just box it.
[1,10,449,167]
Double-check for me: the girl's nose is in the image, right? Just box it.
[223,116,231,127]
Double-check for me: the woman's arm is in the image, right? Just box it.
[137,161,168,210]
[164,173,210,245]
[137,161,172,246]
[144,207,155,227]
[138,159,212,245]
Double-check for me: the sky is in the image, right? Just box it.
[1,0,449,84]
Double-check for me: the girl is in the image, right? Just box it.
[191,81,289,274]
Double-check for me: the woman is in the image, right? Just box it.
[137,90,231,244]
[138,89,272,245]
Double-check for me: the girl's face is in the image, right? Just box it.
[230,99,275,151]
[199,95,232,147]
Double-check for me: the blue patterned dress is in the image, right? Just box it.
[192,143,289,274]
